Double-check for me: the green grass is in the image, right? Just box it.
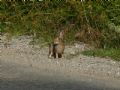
[81,48,120,61]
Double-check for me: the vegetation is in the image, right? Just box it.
[0,0,120,60]
[82,48,120,61]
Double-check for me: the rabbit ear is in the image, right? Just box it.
[59,30,65,40]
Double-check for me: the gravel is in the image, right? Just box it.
[0,35,120,79]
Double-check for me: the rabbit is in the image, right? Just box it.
[53,37,65,58]
[48,30,65,58]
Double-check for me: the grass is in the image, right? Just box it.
[81,48,120,61]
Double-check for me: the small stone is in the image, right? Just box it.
[117,72,120,76]
[70,51,76,55]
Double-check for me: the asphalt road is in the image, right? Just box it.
[0,60,120,90]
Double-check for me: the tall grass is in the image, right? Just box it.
[0,0,120,48]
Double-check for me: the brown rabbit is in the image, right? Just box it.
[48,30,65,58]
[53,37,65,58]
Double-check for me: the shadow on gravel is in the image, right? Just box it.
[0,78,118,90]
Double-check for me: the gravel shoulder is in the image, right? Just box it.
[0,36,120,90]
